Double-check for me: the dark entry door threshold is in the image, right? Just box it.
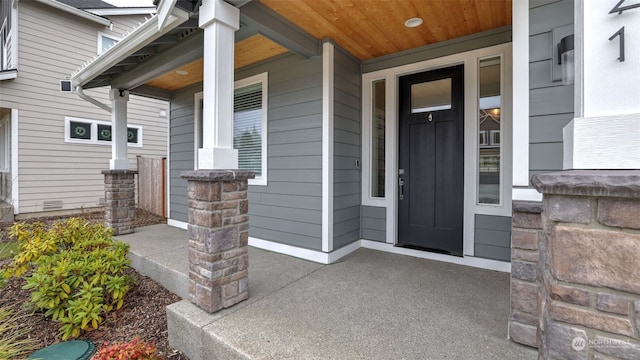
[395,243,464,257]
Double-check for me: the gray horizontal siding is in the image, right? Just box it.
[361,206,386,242]
[0,2,168,214]
[474,215,511,262]
[237,53,324,250]
[168,83,200,223]
[333,45,362,250]
[528,0,574,182]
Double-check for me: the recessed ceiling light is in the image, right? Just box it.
[176,70,189,75]
[405,17,423,28]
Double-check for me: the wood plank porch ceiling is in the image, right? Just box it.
[145,0,511,90]
[259,0,512,61]
[145,34,288,91]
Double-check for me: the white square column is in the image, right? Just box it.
[564,1,640,169]
[197,0,240,170]
[110,88,130,170]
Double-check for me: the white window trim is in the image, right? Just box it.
[360,76,387,207]
[64,116,143,147]
[0,114,9,172]
[194,72,269,186]
[97,32,120,55]
[361,43,513,258]
[1,18,7,71]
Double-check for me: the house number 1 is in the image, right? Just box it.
[608,0,640,62]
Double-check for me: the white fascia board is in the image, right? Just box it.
[70,8,189,89]
[85,8,157,16]
[35,0,111,26]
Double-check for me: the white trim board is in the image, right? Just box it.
[249,237,360,265]
[10,109,18,214]
[511,0,530,187]
[167,218,188,230]
[321,41,334,253]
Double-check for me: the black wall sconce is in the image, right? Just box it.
[557,34,575,85]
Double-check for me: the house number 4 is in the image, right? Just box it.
[608,0,640,62]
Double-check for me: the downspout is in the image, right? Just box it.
[76,86,112,113]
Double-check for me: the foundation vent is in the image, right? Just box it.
[42,200,63,211]
[98,197,105,205]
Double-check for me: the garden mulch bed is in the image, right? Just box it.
[0,209,189,359]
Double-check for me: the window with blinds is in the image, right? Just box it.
[234,82,263,177]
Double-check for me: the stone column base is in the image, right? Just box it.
[102,169,137,235]
[532,170,640,359]
[181,169,254,313]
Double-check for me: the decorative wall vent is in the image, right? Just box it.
[42,200,63,210]
[98,197,105,205]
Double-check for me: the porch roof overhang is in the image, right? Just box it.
[69,0,191,90]
[69,0,512,96]
[37,0,112,26]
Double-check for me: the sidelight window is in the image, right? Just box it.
[477,57,502,205]
[371,79,385,198]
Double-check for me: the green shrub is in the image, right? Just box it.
[92,337,164,360]
[0,218,133,340]
[0,305,39,359]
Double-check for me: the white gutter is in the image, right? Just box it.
[85,8,157,16]
[70,6,189,89]
[34,0,111,27]
[76,86,111,113]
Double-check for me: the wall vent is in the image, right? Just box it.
[43,200,63,210]
[98,197,105,205]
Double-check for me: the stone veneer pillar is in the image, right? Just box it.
[102,169,137,235]
[509,201,543,349]
[181,169,254,313]
[512,170,640,359]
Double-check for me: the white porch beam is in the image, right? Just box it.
[111,31,204,90]
[197,0,239,170]
[110,88,130,170]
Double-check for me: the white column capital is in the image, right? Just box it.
[109,88,130,102]
[199,0,239,30]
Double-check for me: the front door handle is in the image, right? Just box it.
[398,177,405,200]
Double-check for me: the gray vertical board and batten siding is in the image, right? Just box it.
[169,53,324,250]
[333,46,362,250]
[529,0,574,180]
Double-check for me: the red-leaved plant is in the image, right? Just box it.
[92,336,164,360]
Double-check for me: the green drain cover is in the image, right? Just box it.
[28,340,95,360]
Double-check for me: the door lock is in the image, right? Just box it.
[398,171,405,200]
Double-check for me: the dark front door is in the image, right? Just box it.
[398,65,464,255]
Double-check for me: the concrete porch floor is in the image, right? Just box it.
[117,224,536,360]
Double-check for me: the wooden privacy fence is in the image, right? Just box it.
[137,156,166,218]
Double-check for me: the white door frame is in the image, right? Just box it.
[361,42,513,258]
